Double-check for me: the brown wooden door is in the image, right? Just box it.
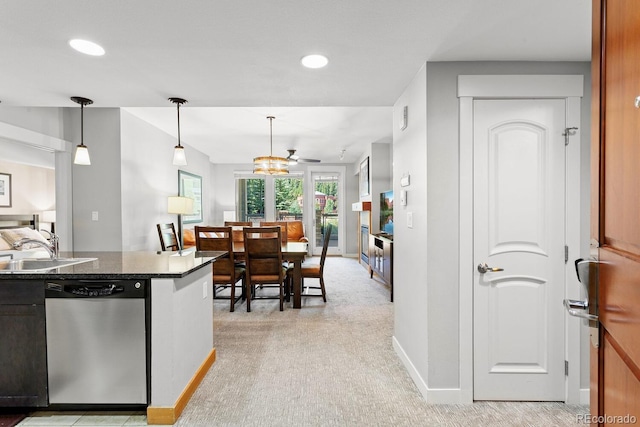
[592,0,640,423]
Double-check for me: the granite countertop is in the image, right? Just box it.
[0,250,227,280]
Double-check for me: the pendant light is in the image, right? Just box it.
[253,116,289,175]
[169,97,188,166]
[71,96,93,165]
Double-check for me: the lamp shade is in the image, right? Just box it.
[168,196,194,215]
[253,155,289,175]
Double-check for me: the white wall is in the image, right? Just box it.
[392,61,592,402]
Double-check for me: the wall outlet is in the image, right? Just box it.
[91,211,99,221]
[407,212,413,228]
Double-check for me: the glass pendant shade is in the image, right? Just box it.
[253,116,289,175]
[74,144,91,165]
[173,145,187,166]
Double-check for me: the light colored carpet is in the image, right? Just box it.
[176,256,587,427]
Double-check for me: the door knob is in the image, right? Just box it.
[477,263,504,274]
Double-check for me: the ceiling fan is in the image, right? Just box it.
[286,149,321,164]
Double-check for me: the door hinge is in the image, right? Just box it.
[565,245,569,263]
[563,127,578,145]
[565,360,569,376]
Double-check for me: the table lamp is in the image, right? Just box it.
[168,196,194,254]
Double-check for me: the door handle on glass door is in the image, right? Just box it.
[477,263,504,273]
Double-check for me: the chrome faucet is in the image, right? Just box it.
[13,235,58,260]
[40,229,60,259]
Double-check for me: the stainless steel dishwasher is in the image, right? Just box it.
[45,279,149,405]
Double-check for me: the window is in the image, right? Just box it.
[235,176,265,223]
[274,176,303,220]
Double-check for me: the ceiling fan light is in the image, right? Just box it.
[74,144,91,165]
[173,145,187,166]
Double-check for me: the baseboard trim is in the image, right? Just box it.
[393,337,470,404]
[147,348,216,425]
[392,336,429,400]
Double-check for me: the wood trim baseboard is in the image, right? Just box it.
[147,348,216,425]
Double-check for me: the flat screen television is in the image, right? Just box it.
[380,190,393,236]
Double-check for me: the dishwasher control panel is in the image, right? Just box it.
[45,280,146,298]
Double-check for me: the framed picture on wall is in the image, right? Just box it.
[178,170,202,223]
[359,157,370,197]
[0,173,11,207]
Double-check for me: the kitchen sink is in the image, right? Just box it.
[0,258,96,273]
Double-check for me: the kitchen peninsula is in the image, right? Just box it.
[0,250,225,425]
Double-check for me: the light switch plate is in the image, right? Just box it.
[400,106,408,130]
[407,211,413,228]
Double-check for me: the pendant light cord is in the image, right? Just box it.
[80,104,84,146]
[268,115,275,156]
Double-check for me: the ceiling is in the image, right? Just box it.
[0,1,591,164]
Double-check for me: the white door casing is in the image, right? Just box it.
[473,99,566,400]
[457,75,584,404]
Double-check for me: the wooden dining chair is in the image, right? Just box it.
[225,221,252,245]
[292,223,332,302]
[242,227,288,312]
[195,226,245,312]
[259,221,288,245]
[157,223,179,251]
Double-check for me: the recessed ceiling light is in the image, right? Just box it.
[301,54,328,69]
[69,39,105,56]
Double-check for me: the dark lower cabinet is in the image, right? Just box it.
[369,234,393,301]
[0,280,47,407]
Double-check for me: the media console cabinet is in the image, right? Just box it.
[369,234,393,302]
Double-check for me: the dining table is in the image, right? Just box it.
[199,241,308,309]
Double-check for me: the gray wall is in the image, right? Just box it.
[67,108,123,251]
[393,61,592,398]
[392,64,429,387]
[120,110,212,251]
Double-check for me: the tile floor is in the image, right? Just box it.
[18,411,146,426]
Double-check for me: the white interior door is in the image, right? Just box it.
[473,99,566,401]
